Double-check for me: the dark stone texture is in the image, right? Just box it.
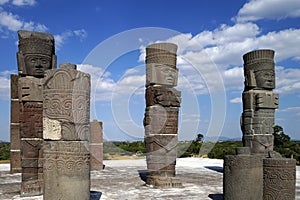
[20,102,43,138]
[263,158,296,200]
[146,85,181,107]
[17,30,56,77]
[144,106,179,136]
[223,154,263,200]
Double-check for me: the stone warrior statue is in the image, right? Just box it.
[241,49,278,154]
[144,43,182,188]
[12,30,56,196]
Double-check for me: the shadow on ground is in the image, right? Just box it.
[208,193,223,200]
[205,166,223,173]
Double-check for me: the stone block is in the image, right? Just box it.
[10,151,21,173]
[43,141,90,200]
[10,100,20,123]
[10,124,21,150]
[90,144,103,171]
[223,154,263,200]
[18,77,43,101]
[146,86,181,107]
[43,66,90,124]
[90,120,103,143]
[21,139,43,159]
[43,120,90,141]
[243,134,274,154]
[146,63,178,86]
[21,179,43,197]
[20,102,43,138]
[263,158,296,199]
[11,74,19,99]
[144,106,179,135]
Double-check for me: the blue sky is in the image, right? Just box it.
[0,0,299,142]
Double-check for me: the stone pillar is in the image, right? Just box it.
[223,147,263,200]
[241,49,278,154]
[263,158,296,199]
[90,120,103,170]
[14,30,56,196]
[10,74,21,173]
[144,43,182,188]
[43,63,91,200]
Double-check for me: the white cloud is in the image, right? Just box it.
[0,8,48,33]
[148,22,300,95]
[275,66,300,94]
[12,0,36,6]
[230,97,242,104]
[0,0,9,5]
[279,106,300,115]
[77,64,115,101]
[235,0,300,22]
[54,29,87,50]
[0,70,16,100]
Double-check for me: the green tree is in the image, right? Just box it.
[273,125,291,147]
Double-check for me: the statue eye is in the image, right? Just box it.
[31,58,37,63]
[41,59,48,64]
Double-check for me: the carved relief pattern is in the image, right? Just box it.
[263,159,296,200]
[20,102,43,138]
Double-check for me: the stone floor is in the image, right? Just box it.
[0,158,299,200]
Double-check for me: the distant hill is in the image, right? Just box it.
[203,136,242,142]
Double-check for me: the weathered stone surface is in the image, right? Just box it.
[243,134,274,154]
[20,139,43,196]
[224,153,263,200]
[243,49,275,89]
[263,158,296,200]
[90,120,103,170]
[43,63,90,141]
[144,106,179,136]
[241,49,278,154]
[20,102,43,138]
[146,43,178,86]
[146,63,178,86]
[144,42,181,188]
[17,30,56,77]
[10,150,22,173]
[43,141,90,200]
[18,77,43,101]
[146,43,177,69]
[10,74,21,173]
[10,124,21,150]
[11,74,19,98]
[146,85,181,107]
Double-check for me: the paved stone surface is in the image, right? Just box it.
[0,158,299,200]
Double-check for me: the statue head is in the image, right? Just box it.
[146,42,178,86]
[243,49,275,90]
[146,63,178,86]
[17,30,57,77]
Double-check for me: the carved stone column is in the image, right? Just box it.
[223,147,263,200]
[43,63,91,200]
[13,30,56,196]
[144,43,182,188]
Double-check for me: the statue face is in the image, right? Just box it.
[24,54,52,76]
[255,70,275,89]
[159,65,177,85]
